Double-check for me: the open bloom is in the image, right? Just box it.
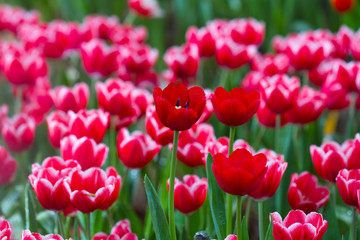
[68,167,121,213]
[28,156,80,211]
[153,82,206,131]
[211,87,260,127]
[167,175,208,214]
[288,172,330,213]
[271,210,328,240]
[186,26,215,57]
[0,147,17,186]
[50,83,89,112]
[336,169,360,208]
[0,217,12,240]
[212,148,267,196]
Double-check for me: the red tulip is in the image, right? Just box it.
[167,175,207,214]
[215,37,257,69]
[83,15,119,41]
[21,88,53,125]
[288,172,330,213]
[145,105,174,146]
[308,59,339,87]
[46,111,69,148]
[288,87,327,125]
[1,48,48,86]
[211,87,260,127]
[68,167,121,213]
[331,61,359,93]
[0,5,39,33]
[119,43,158,74]
[163,44,199,78]
[212,148,267,196]
[350,32,360,61]
[224,235,237,240]
[68,109,109,143]
[116,128,160,169]
[271,210,328,240]
[249,149,287,200]
[259,74,300,114]
[256,101,289,128]
[251,53,289,76]
[128,0,163,18]
[153,82,206,131]
[28,156,80,211]
[51,83,89,112]
[131,87,153,118]
[330,0,355,13]
[0,147,17,186]
[332,25,353,59]
[336,169,360,208]
[0,217,12,240]
[93,219,138,240]
[109,24,147,45]
[321,76,350,110]
[21,230,72,240]
[241,71,264,93]
[228,18,265,46]
[61,135,109,170]
[79,39,119,78]
[2,113,36,153]
[196,89,213,124]
[176,123,215,167]
[186,26,216,57]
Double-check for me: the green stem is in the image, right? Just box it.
[245,197,252,227]
[169,131,179,240]
[106,209,114,227]
[346,94,356,139]
[352,208,357,240]
[226,127,236,235]
[57,212,65,237]
[219,68,230,90]
[275,114,281,153]
[237,196,243,240]
[15,87,23,114]
[110,116,117,169]
[87,213,91,240]
[258,201,264,240]
[123,11,137,24]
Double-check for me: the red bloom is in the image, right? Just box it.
[176,123,215,167]
[93,219,138,240]
[0,147,17,186]
[211,87,260,127]
[61,135,109,170]
[241,71,264,93]
[330,0,355,13]
[167,175,208,214]
[82,15,119,41]
[21,230,73,240]
[320,76,350,110]
[116,128,160,169]
[68,167,121,213]
[256,101,289,128]
[336,169,360,208]
[308,59,338,87]
[145,105,174,146]
[332,25,353,59]
[28,156,80,211]
[50,83,89,112]
[2,113,36,153]
[271,210,328,240]
[0,217,12,240]
[330,61,359,93]
[68,109,109,143]
[251,54,289,76]
[0,5,39,33]
[212,148,267,196]
[46,110,69,148]
[163,44,199,79]
[288,172,330,213]
[224,235,237,240]
[259,74,300,114]
[153,82,206,131]
[228,18,265,46]
[249,149,287,200]
[186,26,215,57]
[128,0,163,18]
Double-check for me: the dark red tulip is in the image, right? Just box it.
[51,83,89,113]
[145,105,174,146]
[212,148,267,196]
[211,87,260,127]
[330,0,355,13]
[249,149,287,200]
[28,156,80,211]
[116,128,160,169]
[46,111,69,148]
[271,210,328,240]
[153,82,206,131]
[167,175,208,214]
[288,172,330,213]
[128,0,163,18]
[336,169,360,208]
[0,147,17,186]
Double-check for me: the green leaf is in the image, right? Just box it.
[265,215,274,240]
[25,184,38,232]
[205,153,226,240]
[241,216,250,240]
[144,175,171,240]
[36,211,56,234]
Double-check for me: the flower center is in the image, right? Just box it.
[174,98,189,110]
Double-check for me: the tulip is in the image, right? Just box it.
[321,76,350,110]
[251,53,289,76]
[61,135,109,170]
[241,71,263,93]
[46,111,69,148]
[2,113,36,153]
[68,109,109,143]
[228,18,265,46]
[109,24,148,45]
[176,123,215,167]
[83,15,119,41]
[21,230,72,240]
[28,156,80,211]
[116,128,160,169]
[21,89,53,125]
[271,210,328,240]
[196,89,213,124]
[332,25,353,59]
[211,87,260,127]
[212,148,267,196]
[166,175,207,214]
[336,169,360,208]
[68,167,121,213]
[0,147,17,186]
[249,149,287,200]
[308,59,339,87]
[163,44,199,79]
[145,105,174,146]
[288,172,330,213]
[50,83,89,112]
[93,219,138,240]
[256,101,289,128]
[186,26,216,57]
[0,5,39,33]
[128,0,163,18]
[153,82,206,131]
[330,0,355,13]
[0,217,12,240]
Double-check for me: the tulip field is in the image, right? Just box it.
[1,0,360,240]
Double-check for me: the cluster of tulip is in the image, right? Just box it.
[0,1,359,240]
